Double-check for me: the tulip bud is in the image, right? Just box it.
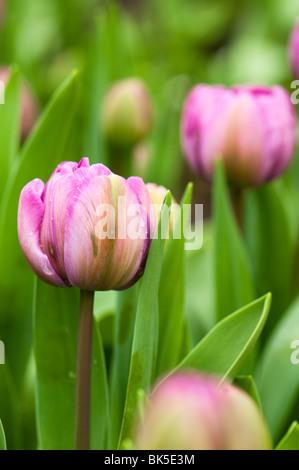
[134,372,272,450]
[181,84,296,188]
[289,19,299,79]
[102,78,153,150]
[146,183,179,237]
[18,158,153,291]
[0,66,38,141]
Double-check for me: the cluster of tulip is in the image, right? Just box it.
[14,16,299,452]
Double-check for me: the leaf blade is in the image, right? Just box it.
[175,294,271,381]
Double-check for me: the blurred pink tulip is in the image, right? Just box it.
[135,371,272,450]
[289,18,299,79]
[0,66,39,141]
[18,158,153,291]
[181,84,296,188]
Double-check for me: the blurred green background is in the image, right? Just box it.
[0,0,297,208]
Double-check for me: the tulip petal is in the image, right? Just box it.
[64,174,150,290]
[18,179,66,287]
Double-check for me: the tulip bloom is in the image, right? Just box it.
[181,84,296,188]
[18,158,153,291]
[146,183,179,237]
[135,372,272,450]
[289,19,299,79]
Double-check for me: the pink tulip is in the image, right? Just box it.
[146,183,179,236]
[18,158,153,291]
[181,84,296,188]
[135,371,272,450]
[289,19,299,79]
[0,66,39,141]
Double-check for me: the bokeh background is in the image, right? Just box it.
[0,0,297,212]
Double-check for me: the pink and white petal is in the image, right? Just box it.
[64,175,115,290]
[102,175,150,290]
[64,174,149,291]
[40,171,79,282]
[18,179,65,287]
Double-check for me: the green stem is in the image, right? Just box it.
[74,289,94,450]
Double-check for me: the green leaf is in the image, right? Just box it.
[275,422,299,450]
[245,181,295,336]
[0,420,7,450]
[119,192,172,446]
[109,285,139,449]
[156,183,193,377]
[0,365,23,449]
[175,294,271,381]
[34,279,109,450]
[0,71,79,384]
[0,66,20,200]
[213,159,254,322]
[255,295,299,440]
[185,221,215,346]
[234,375,261,409]
[90,321,110,451]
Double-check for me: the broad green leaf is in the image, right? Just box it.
[0,420,7,450]
[245,181,295,336]
[213,160,254,322]
[109,285,138,449]
[90,321,110,451]
[34,279,109,450]
[275,422,299,450]
[255,295,299,440]
[0,66,20,200]
[156,183,193,377]
[234,375,261,409]
[119,192,172,446]
[0,71,79,384]
[175,294,271,381]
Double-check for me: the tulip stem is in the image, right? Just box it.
[74,289,95,450]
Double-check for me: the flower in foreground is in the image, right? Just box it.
[18,158,153,291]
[134,371,272,450]
[289,18,299,79]
[181,84,296,188]
[102,78,153,150]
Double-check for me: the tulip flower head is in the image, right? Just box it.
[135,371,272,450]
[0,66,38,141]
[102,78,153,150]
[18,158,153,291]
[289,18,299,79]
[146,183,179,237]
[181,84,296,188]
